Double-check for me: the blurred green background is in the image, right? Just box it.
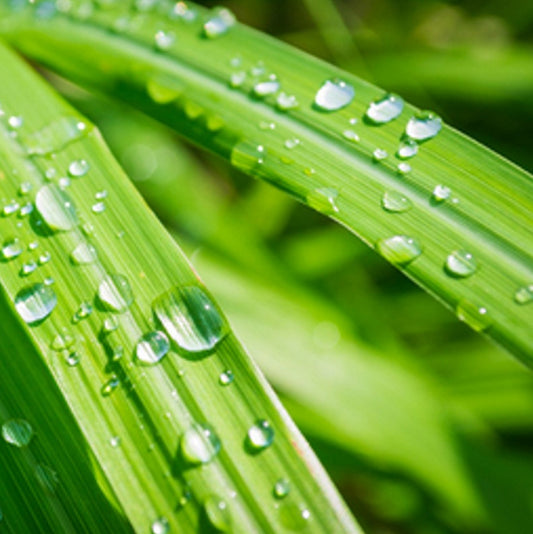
[57,1,533,532]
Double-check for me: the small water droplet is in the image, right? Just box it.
[247,420,274,451]
[68,159,90,177]
[229,71,246,88]
[98,274,134,312]
[397,139,418,159]
[382,190,413,213]
[278,502,312,531]
[19,203,34,217]
[101,376,120,396]
[73,301,93,322]
[66,351,81,367]
[103,316,119,333]
[136,331,170,365]
[445,250,477,278]
[154,285,228,353]
[110,436,121,448]
[15,283,57,323]
[2,237,24,260]
[71,242,98,265]
[2,419,33,447]
[58,177,71,189]
[92,201,106,214]
[253,80,281,97]
[35,184,78,231]
[22,117,89,156]
[151,517,170,534]
[456,300,491,332]
[274,478,291,499]
[376,235,423,265]
[219,370,234,386]
[38,251,51,265]
[373,148,388,161]
[276,92,299,111]
[19,181,32,195]
[95,190,108,200]
[8,115,23,129]
[181,423,221,464]
[154,30,175,50]
[3,199,20,216]
[342,129,360,142]
[35,464,59,492]
[203,7,236,38]
[365,93,404,124]
[314,79,355,111]
[406,112,442,141]
[284,138,301,150]
[259,121,276,131]
[397,162,412,174]
[306,187,339,215]
[204,496,231,532]
[515,285,533,305]
[432,184,451,202]
[146,76,183,104]
[20,261,38,277]
[50,328,75,351]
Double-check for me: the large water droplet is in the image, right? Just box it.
[136,331,170,365]
[181,423,221,465]
[247,420,274,451]
[22,117,88,156]
[382,191,413,213]
[151,517,170,534]
[306,187,339,215]
[204,496,231,532]
[445,250,477,278]
[203,7,236,38]
[97,274,134,312]
[153,285,228,353]
[71,242,98,265]
[314,79,355,111]
[405,112,442,141]
[68,159,90,177]
[456,300,491,332]
[2,419,33,447]
[35,184,78,231]
[274,478,291,499]
[376,235,423,265]
[365,93,404,124]
[2,237,24,260]
[15,283,57,324]
[515,285,533,305]
[253,80,281,97]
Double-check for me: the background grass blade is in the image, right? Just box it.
[1,0,531,367]
[0,41,361,533]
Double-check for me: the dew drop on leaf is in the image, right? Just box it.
[181,423,221,465]
[154,30,175,50]
[35,184,78,231]
[314,79,355,111]
[98,274,134,312]
[204,495,231,532]
[515,285,533,305]
[15,283,57,323]
[22,117,88,156]
[445,250,477,278]
[456,300,491,332]
[68,159,90,178]
[382,191,413,213]
[2,237,24,260]
[247,419,274,451]
[2,419,33,447]
[342,129,360,143]
[274,478,291,499]
[376,235,423,265]
[203,7,236,38]
[373,148,388,161]
[151,517,170,534]
[432,184,451,202]
[253,79,281,97]
[136,331,170,365]
[71,242,98,265]
[101,376,120,396]
[405,112,442,141]
[276,92,299,111]
[365,93,404,124]
[219,370,234,386]
[229,71,246,88]
[306,187,339,215]
[397,139,418,159]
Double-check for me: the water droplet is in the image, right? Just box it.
[73,301,93,322]
[276,92,299,111]
[50,328,74,351]
[15,283,57,323]
[219,370,234,386]
[2,419,33,447]
[274,478,291,499]
[92,201,106,214]
[58,177,70,189]
[8,115,23,129]
[2,237,24,260]
[456,301,491,332]
[229,71,246,88]
[151,517,170,534]
[35,184,78,231]
[406,112,442,141]
[204,496,231,532]
[376,235,423,265]
[103,316,119,333]
[136,331,170,365]
[20,261,38,277]
[397,162,411,174]
[181,423,221,464]
[432,184,451,202]
[35,464,59,492]
[253,80,281,97]
[146,76,183,104]
[278,503,311,531]
[314,79,355,111]
[365,93,404,124]
[397,139,418,159]
[71,242,98,265]
[3,200,20,216]
[284,138,301,150]
[19,203,34,217]
[515,285,533,305]
[247,420,274,451]
[169,1,197,21]
[342,129,360,142]
[306,187,339,215]
[38,251,51,265]
[250,62,266,77]
[445,250,477,278]
[95,190,108,200]
[154,285,228,353]
[66,351,81,367]
[203,7,236,38]
[98,274,134,312]
[22,117,88,156]
[373,148,388,161]
[101,376,120,396]
[259,121,276,131]
[109,436,121,448]
[68,159,90,177]
[154,30,175,50]
[382,191,413,213]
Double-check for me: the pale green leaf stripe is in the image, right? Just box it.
[0,42,360,533]
[1,1,531,366]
